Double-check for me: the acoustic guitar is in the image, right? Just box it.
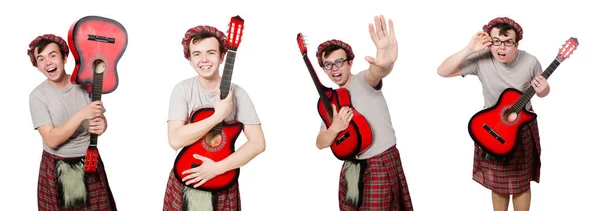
[68,15,128,173]
[173,15,245,191]
[468,37,578,157]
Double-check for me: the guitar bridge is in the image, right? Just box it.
[335,132,350,145]
[87,35,115,44]
[483,124,505,144]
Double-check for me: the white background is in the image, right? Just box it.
[1,0,598,210]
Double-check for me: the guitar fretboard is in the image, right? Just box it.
[512,58,561,112]
[301,52,334,118]
[212,50,237,133]
[89,71,104,148]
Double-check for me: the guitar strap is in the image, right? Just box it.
[55,157,89,209]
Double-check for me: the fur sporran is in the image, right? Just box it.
[183,186,214,211]
[343,160,366,207]
[55,158,88,209]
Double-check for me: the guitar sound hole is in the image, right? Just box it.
[201,131,226,152]
[500,106,519,126]
[205,132,222,148]
[93,60,105,74]
[88,55,109,75]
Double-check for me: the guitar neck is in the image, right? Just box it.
[301,52,333,117]
[89,72,104,148]
[213,49,237,133]
[512,58,561,112]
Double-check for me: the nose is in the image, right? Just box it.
[45,57,52,66]
[330,65,340,71]
[200,54,210,62]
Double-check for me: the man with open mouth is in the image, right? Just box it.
[313,15,414,211]
[437,17,550,211]
[27,34,117,210]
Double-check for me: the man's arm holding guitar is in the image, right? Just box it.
[168,90,233,150]
[316,105,353,149]
[219,124,265,171]
[32,97,103,149]
[364,15,398,88]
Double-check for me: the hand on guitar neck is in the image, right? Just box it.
[86,60,107,136]
[212,89,234,123]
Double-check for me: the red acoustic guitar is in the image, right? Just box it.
[468,37,578,157]
[173,15,245,191]
[68,16,128,173]
[296,33,373,161]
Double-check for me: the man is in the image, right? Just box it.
[314,15,413,210]
[163,24,266,211]
[28,34,117,210]
[437,17,548,211]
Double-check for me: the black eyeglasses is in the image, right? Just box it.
[323,58,349,70]
[491,38,515,47]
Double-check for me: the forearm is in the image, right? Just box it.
[536,84,550,97]
[220,138,265,172]
[42,113,85,149]
[168,115,221,150]
[368,63,394,80]
[438,47,473,77]
[316,128,339,149]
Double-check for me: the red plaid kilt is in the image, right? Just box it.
[163,169,241,211]
[38,150,117,211]
[472,119,542,195]
[338,145,413,211]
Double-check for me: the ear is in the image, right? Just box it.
[219,53,225,64]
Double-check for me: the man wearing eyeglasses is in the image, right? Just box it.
[314,15,413,211]
[437,17,548,211]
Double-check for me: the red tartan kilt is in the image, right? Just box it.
[163,169,241,211]
[38,150,117,211]
[472,119,542,195]
[338,145,413,211]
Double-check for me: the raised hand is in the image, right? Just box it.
[467,31,492,53]
[365,15,398,70]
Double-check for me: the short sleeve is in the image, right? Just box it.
[29,92,52,130]
[167,84,189,121]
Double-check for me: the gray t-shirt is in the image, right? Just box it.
[460,49,543,110]
[168,76,261,126]
[29,80,103,157]
[322,70,397,160]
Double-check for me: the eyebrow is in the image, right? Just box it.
[36,50,58,59]
[492,37,514,41]
[325,57,345,62]
[192,49,218,54]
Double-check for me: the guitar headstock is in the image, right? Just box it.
[227,15,245,51]
[297,33,308,55]
[557,37,578,62]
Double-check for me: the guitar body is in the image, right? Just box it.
[468,88,537,157]
[467,37,579,157]
[318,87,373,160]
[68,16,128,94]
[173,108,244,191]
